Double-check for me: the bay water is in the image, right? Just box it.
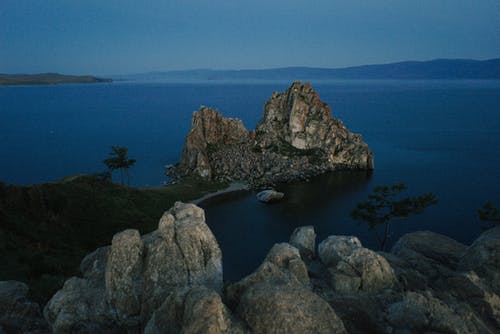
[1,80,499,280]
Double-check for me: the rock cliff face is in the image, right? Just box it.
[173,82,374,187]
[2,203,498,333]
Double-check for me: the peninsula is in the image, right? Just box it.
[0,73,112,86]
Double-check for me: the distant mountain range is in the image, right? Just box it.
[116,58,500,81]
[0,73,112,86]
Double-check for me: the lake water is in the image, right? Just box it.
[1,80,499,281]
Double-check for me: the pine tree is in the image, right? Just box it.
[103,146,136,185]
[351,183,438,251]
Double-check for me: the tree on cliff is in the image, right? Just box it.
[103,146,136,186]
[351,184,438,251]
[477,201,500,228]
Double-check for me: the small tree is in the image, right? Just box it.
[103,146,136,186]
[477,201,500,228]
[351,183,438,251]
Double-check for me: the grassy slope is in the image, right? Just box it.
[0,175,227,303]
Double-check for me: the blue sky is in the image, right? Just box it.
[1,0,499,75]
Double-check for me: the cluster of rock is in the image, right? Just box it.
[1,202,499,333]
[171,82,374,187]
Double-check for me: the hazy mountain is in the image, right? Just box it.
[116,58,500,81]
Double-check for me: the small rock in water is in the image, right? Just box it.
[256,189,284,203]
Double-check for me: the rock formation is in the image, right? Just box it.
[43,202,223,333]
[172,82,374,187]
[2,202,498,333]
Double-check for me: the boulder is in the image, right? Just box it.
[145,286,246,334]
[256,189,284,203]
[386,292,470,333]
[0,281,48,333]
[318,235,362,267]
[236,280,347,334]
[45,202,223,333]
[226,243,309,308]
[289,225,316,259]
[330,247,396,294]
[459,226,500,294]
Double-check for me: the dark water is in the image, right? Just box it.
[1,80,499,281]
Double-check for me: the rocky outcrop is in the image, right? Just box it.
[0,281,48,333]
[44,202,223,333]
[226,243,347,334]
[144,286,247,334]
[12,203,497,333]
[172,82,374,187]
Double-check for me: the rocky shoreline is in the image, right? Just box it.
[2,202,498,333]
[170,81,374,188]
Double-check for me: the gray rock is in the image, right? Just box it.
[105,229,144,322]
[256,189,284,203]
[459,226,500,294]
[236,280,347,334]
[387,292,470,333]
[226,243,309,308]
[43,277,113,333]
[145,286,246,334]
[391,231,467,274]
[318,235,362,267]
[45,202,223,333]
[289,225,316,259]
[0,281,48,333]
[330,247,396,293]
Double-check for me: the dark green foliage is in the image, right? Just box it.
[477,201,500,229]
[103,146,136,185]
[351,184,438,250]
[268,139,325,163]
[0,175,227,303]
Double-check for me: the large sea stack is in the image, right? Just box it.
[173,81,374,187]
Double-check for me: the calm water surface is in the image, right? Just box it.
[1,80,499,281]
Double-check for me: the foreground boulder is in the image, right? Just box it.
[44,202,223,333]
[318,235,396,294]
[0,281,48,333]
[172,81,374,187]
[23,212,498,333]
[227,242,347,334]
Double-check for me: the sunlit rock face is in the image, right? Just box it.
[173,81,374,187]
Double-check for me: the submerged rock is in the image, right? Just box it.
[256,189,284,203]
[172,81,374,187]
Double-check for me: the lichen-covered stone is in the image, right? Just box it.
[236,281,347,334]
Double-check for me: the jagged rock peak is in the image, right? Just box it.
[173,81,374,186]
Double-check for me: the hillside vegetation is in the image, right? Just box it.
[0,175,227,302]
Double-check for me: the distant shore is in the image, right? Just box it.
[0,73,112,86]
[191,181,250,205]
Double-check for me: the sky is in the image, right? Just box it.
[1,0,499,75]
